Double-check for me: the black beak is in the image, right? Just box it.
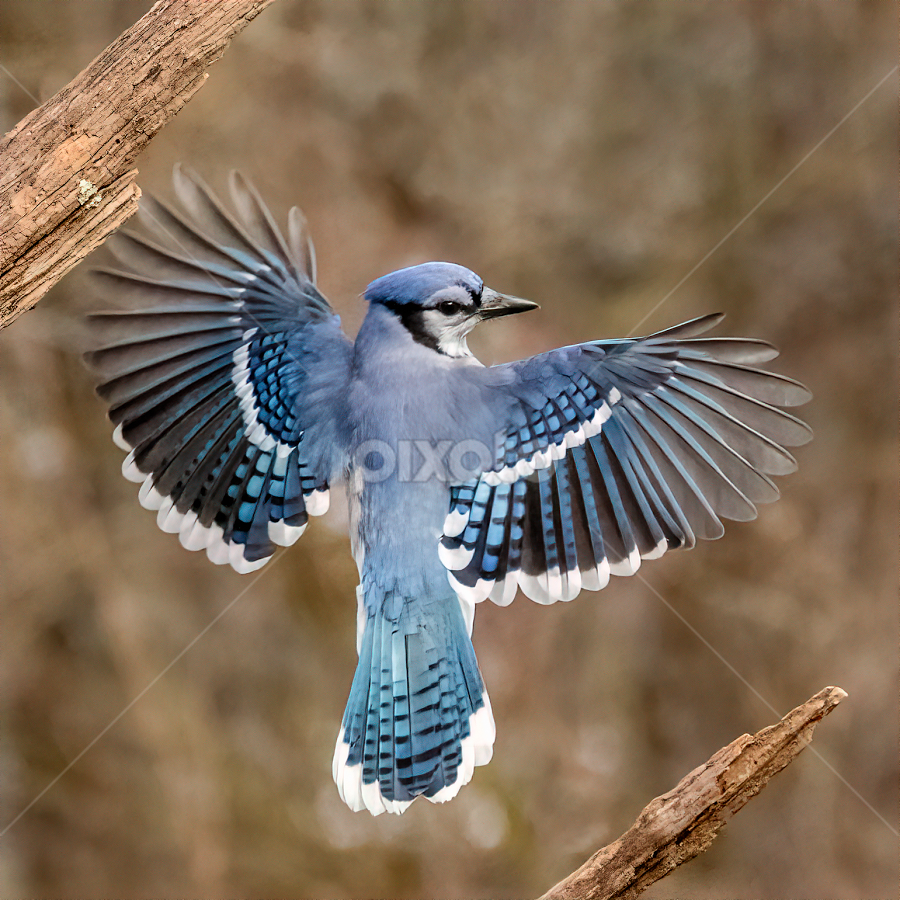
[478,287,540,320]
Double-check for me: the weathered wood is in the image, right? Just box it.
[0,0,276,328]
[537,686,847,900]
[1,171,142,320]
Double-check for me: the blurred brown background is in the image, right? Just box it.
[0,2,895,897]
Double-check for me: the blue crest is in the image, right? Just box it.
[364,261,483,306]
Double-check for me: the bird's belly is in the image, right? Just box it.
[347,472,451,592]
[345,370,478,594]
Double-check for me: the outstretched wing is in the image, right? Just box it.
[440,314,811,604]
[85,166,352,573]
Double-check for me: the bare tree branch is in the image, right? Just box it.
[537,686,847,900]
[0,0,276,329]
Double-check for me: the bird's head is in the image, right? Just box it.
[364,262,538,358]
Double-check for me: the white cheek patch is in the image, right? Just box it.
[431,312,477,359]
[436,332,473,359]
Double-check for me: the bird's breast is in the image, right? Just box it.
[345,388,463,581]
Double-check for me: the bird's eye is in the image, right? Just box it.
[438,301,462,316]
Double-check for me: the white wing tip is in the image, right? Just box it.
[228,541,269,574]
[488,572,518,607]
[131,471,279,574]
[443,508,470,538]
[447,570,493,604]
[178,510,208,551]
[642,537,668,560]
[438,540,475,571]
[561,566,582,601]
[156,495,185,533]
[268,519,307,546]
[122,451,146,483]
[609,545,641,577]
[205,523,232,565]
[112,423,131,451]
[305,488,330,516]
[518,571,552,604]
[576,558,611,592]
[138,478,165,510]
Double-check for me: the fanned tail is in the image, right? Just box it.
[333,590,494,815]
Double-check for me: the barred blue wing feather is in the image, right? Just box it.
[440,314,812,605]
[84,166,352,573]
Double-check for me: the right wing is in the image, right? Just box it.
[440,314,811,605]
[84,166,353,572]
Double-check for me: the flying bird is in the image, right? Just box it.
[84,167,811,816]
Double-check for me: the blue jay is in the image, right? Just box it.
[85,167,811,816]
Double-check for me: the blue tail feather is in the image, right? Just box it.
[333,590,494,816]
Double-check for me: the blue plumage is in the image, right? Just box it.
[336,585,492,813]
[365,262,483,309]
[86,168,349,573]
[84,166,811,816]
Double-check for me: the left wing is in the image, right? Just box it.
[85,166,352,573]
[439,314,811,605]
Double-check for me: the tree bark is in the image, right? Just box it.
[0,0,276,329]
[537,686,847,900]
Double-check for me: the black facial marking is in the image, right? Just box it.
[382,300,442,353]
